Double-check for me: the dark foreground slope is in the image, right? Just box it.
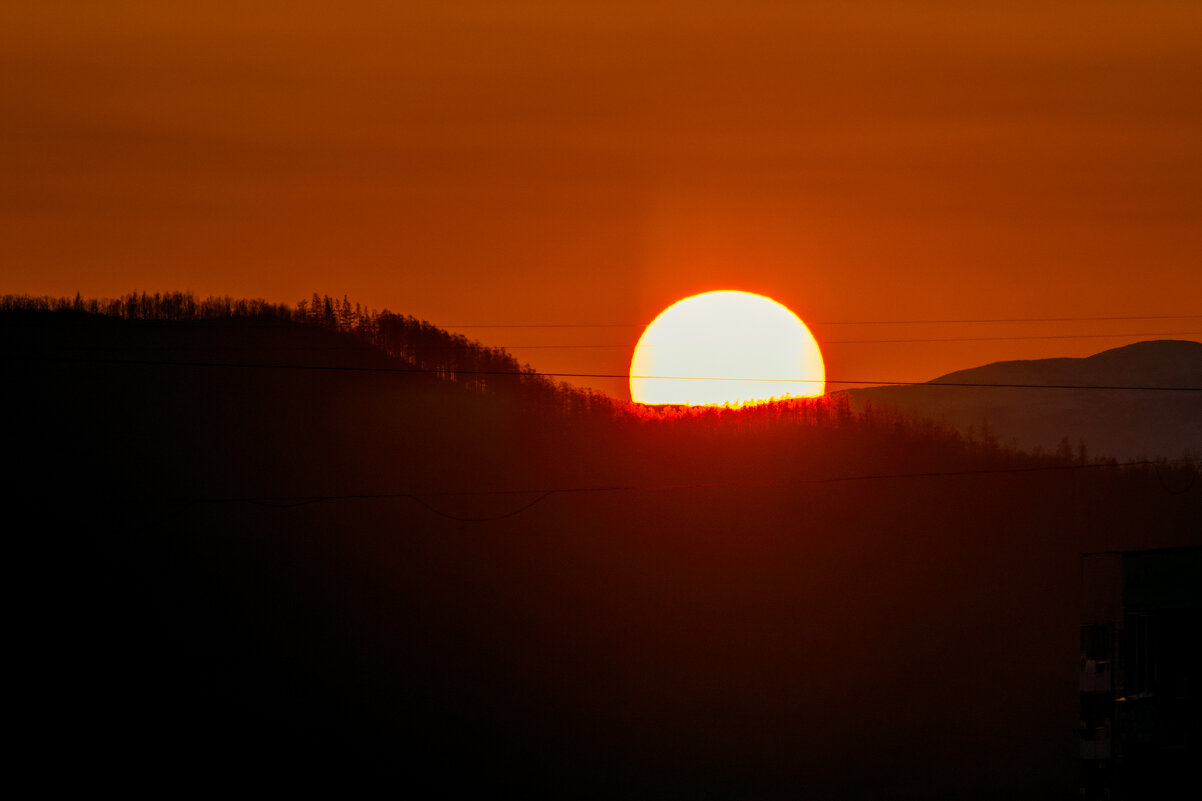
[7,309,1200,797]
[842,340,1202,461]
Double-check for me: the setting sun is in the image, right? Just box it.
[630,291,825,406]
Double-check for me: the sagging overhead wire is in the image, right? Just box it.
[481,331,1202,349]
[183,458,1201,523]
[442,314,1202,329]
[10,354,1201,393]
[26,331,1202,352]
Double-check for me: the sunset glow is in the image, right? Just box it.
[630,291,825,406]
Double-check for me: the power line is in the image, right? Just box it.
[823,332,1202,344]
[446,323,637,329]
[486,331,1202,349]
[189,488,616,522]
[818,314,1202,326]
[443,314,1202,329]
[183,458,1200,522]
[11,354,1202,392]
[5,310,1199,330]
[33,331,1202,352]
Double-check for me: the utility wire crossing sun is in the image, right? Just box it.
[630,290,826,406]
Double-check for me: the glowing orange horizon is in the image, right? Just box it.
[629,290,825,406]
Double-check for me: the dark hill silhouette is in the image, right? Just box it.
[6,295,1200,796]
[841,340,1202,461]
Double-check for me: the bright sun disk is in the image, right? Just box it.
[630,290,825,406]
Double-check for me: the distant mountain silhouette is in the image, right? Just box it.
[841,340,1202,460]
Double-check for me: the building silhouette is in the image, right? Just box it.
[1080,547,1200,800]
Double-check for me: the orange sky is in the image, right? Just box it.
[3,1,1200,398]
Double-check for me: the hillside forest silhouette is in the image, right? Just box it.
[6,292,1199,797]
